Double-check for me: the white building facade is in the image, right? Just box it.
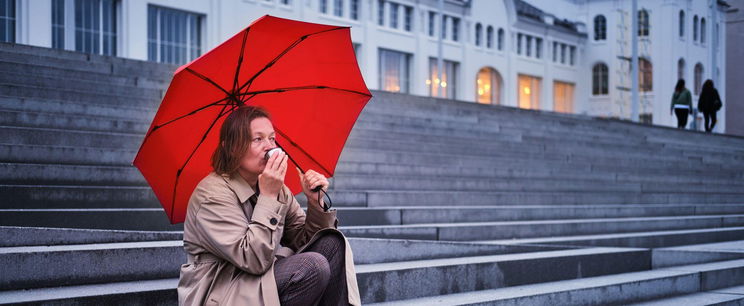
[1,0,728,131]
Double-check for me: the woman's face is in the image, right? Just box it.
[238,117,277,177]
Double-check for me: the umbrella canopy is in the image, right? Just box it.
[133,15,372,224]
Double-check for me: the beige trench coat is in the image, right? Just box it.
[177,172,361,305]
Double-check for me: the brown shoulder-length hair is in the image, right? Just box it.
[211,106,271,175]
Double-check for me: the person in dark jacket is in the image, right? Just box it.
[670,79,693,129]
[698,79,723,132]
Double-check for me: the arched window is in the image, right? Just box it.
[694,63,704,95]
[693,15,698,41]
[638,9,649,37]
[486,26,494,49]
[594,15,606,41]
[677,58,685,81]
[700,18,706,43]
[476,67,502,105]
[592,63,608,95]
[679,10,685,37]
[475,23,482,46]
[639,58,652,92]
[497,28,504,50]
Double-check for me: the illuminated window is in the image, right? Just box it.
[476,67,502,105]
[554,81,575,113]
[518,74,541,110]
[379,48,411,93]
[428,58,458,99]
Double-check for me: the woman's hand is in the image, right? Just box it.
[299,169,329,209]
[258,151,287,200]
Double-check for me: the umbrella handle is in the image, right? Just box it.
[274,142,332,212]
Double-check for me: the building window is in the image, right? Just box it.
[518,74,541,110]
[451,17,459,41]
[497,28,504,50]
[560,44,566,64]
[536,38,542,59]
[639,58,652,92]
[52,0,64,48]
[476,67,502,105]
[700,18,706,44]
[379,48,410,93]
[594,15,606,41]
[0,0,14,43]
[678,10,684,38]
[350,0,359,20]
[553,81,575,113]
[569,46,575,65]
[428,58,458,99]
[694,63,703,95]
[428,11,435,36]
[377,0,384,25]
[485,26,493,49]
[281,0,291,4]
[148,5,202,65]
[592,63,608,95]
[516,33,522,54]
[404,6,412,31]
[333,0,343,17]
[389,2,398,29]
[320,0,328,14]
[474,23,482,46]
[440,15,447,39]
[525,36,532,57]
[677,58,685,81]
[552,42,557,62]
[638,9,649,37]
[73,0,117,56]
[693,15,698,41]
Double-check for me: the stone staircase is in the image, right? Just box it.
[1,42,744,305]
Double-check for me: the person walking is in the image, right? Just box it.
[670,79,693,129]
[698,79,723,133]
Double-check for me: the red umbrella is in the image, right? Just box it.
[133,15,372,224]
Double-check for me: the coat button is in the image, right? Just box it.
[270,218,278,225]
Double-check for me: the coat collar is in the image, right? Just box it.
[221,173,256,204]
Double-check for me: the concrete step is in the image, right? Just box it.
[0,226,182,247]
[0,69,163,100]
[0,240,186,290]
[478,227,744,249]
[349,190,744,207]
[7,204,744,230]
[0,95,155,120]
[368,258,744,305]
[629,285,744,305]
[0,278,178,305]
[0,109,151,135]
[356,246,649,303]
[0,185,367,209]
[0,83,156,107]
[0,143,137,166]
[0,60,169,90]
[0,42,177,80]
[0,245,647,304]
[341,215,744,241]
[0,235,563,290]
[652,240,744,269]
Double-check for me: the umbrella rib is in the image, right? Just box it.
[237,85,372,98]
[232,28,250,93]
[237,26,347,94]
[185,67,231,96]
[274,126,332,176]
[146,97,232,138]
[170,103,237,223]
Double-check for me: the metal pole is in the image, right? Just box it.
[437,0,444,98]
[631,0,639,122]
